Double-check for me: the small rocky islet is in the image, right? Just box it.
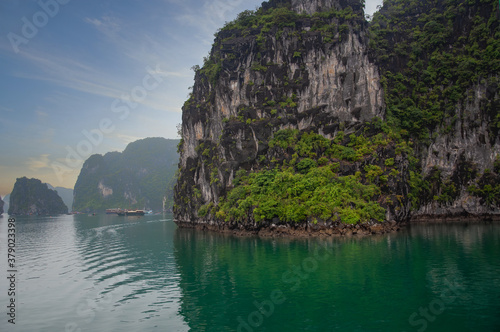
[8,177,68,215]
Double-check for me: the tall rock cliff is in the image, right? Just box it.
[73,137,179,212]
[175,0,411,230]
[0,196,4,215]
[369,0,500,219]
[8,177,68,215]
[175,0,499,230]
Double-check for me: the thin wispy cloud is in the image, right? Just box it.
[204,0,245,21]
[175,0,257,45]
[0,0,273,193]
[42,90,86,106]
[114,133,145,144]
[84,13,163,63]
[27,154,51,171]
[84,16,121,35]
[0,115,16,128]
[0,106,14,113]
[36,110,49,118]
[14,71,125,101]
[9,47,183,112]
[10,49,126,96]
[40,128,55,144]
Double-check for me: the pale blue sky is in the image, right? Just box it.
[0,0,382,196]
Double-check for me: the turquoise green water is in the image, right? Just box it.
[1,214,499,331]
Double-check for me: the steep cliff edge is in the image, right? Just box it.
[8,177,68,215]
[175,0,499,233]
[369,0,500,220]
[175,0,411,232]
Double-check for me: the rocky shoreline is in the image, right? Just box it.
[410,214,500,223]
[174,219,404,238]
[174,0,500,238]
[175,215,500,238]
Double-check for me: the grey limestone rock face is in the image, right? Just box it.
[174,0,500,225]
[174,0,389,223]
[414,83,500,218]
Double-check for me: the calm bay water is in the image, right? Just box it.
[1,214,499,331]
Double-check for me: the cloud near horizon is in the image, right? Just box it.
[0,0,383,196]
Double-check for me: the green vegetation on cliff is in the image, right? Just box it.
[176,0,396,225]
[369,0,499,141]
[8,177,68,215]
[212,124,413,224]
[175,0,500,227]
[73,138,179,212]
[216,167,385,224]
[189,0,364,94]
[369,0,500,210]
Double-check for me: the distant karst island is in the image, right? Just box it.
[73,137,179,213]
[8,177,68,215]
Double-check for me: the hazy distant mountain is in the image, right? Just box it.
[2,194,9,214]
[44,184,73,212]
[73,137,179,212]
[8,177,68,215]
[55,187,73,212]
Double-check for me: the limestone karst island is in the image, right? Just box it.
[1,0,499,331]
[174,0,500,235]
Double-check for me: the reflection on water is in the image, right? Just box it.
[173,222,500,332]
[0,215,498,332]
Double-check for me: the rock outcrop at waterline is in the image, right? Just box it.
[175,219,403,237]
[8,177,68,215]
[174,0,500,233]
